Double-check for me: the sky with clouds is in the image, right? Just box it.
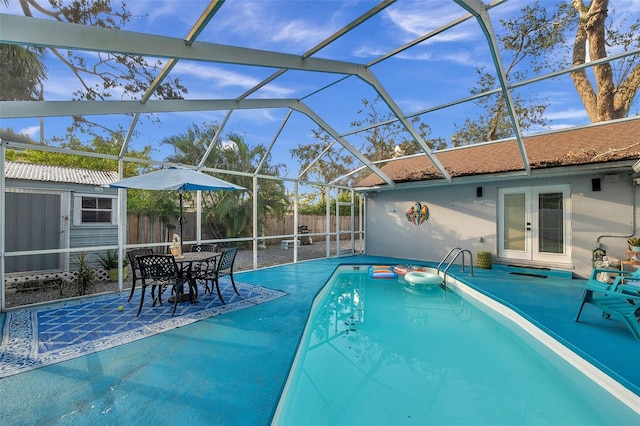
[2,0,639,180]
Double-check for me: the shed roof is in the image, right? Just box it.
[4,161,119,186]
[355,118,640,188]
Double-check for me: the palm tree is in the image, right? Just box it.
[0,44,46,101]
[163,123,290,242]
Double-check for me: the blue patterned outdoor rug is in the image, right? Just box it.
[0,279,286,378]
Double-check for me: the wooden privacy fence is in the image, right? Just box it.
[262,215,359,242]
[127,213,360,246]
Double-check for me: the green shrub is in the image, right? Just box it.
[71,252,96,296]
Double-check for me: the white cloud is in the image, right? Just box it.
[543,123,578,131]
[173,62,254,86]
[384,1,475,41]
[210,1,339,52]
[544,109,589,121]
[19,126,40,138]
[172,62,295,98]
[352,45,392,58]
[220,139,237,151]
[272,19,329,45]
[230,109,283,130]
[127,0,196,28]
[436,51,484,67]
[393,51,433,61]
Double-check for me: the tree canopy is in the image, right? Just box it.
[452,0,639,145]
[4,133,150,173]
[291,96,445,188]
[570,0,640,121]
[0,44,46,101]
[0,0,187,137]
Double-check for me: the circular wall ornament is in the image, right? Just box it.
[406,202,429,225]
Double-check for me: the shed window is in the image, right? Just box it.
[74,195,117,225]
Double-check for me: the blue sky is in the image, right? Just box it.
[2,0,639,181]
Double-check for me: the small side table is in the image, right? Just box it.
[621,249,640,272]
[621,259,640,272]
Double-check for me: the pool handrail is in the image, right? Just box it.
[437,247,474,288]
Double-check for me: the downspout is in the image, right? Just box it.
[596,179,637,248]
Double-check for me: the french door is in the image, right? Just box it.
[498,185,571,263]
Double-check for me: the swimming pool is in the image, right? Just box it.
[272,265,640,425]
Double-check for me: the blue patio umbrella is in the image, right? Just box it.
[110,167,245,246]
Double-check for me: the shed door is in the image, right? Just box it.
[6,191,64,273]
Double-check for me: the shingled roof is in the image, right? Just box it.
[356,118,640,188]
[5,161,119,186]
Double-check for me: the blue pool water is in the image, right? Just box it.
[273,266,639,425]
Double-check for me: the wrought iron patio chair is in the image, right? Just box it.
[201,247,239,304]
[191,243,218,253]
[126,248,154,302]
[136,254,191,317]
[190,243,218,271]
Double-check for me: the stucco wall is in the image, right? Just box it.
[364,171,638,278]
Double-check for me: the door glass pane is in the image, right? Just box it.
[538,192,563,254]
[504,193,525,251]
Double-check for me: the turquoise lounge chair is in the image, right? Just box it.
[575,267,640,341]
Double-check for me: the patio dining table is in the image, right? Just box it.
[170,251,221,303]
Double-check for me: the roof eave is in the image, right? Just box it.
[354,160,637,193]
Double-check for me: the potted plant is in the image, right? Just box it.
[98,249,128,282]
[627,237,640,251]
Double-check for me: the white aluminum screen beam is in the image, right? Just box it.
[237,1,396,101]
[357,68,452,182]
[198,110,232,169]
[0,96,394,186]
[255,109,293,175]
[291,102,395,187]
[119,112,140,158]
[184,0,226,46]
[298,140,337,182]
[0,13,364,76]
[141,0,226,104]
[0,98,300,118]
[454,0,530,174]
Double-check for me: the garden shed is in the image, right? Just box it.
[4,161,119,278]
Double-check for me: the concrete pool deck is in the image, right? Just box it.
[0,255,638,425]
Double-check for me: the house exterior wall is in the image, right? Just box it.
[364,171,637,278]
